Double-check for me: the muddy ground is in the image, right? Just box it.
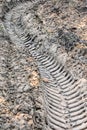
[0,0,87,130]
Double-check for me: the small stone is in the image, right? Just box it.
[6,0,11,2]
[23,85,31,91]
[57,53,68,65]
[18,86,24,92]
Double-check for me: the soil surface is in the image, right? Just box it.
[0,0,87,130]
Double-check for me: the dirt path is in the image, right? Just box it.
[0,0,87,130]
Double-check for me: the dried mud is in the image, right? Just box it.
[0,0,87,130]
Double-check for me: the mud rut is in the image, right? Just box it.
[1,0,87,130]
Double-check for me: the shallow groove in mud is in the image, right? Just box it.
[1,0,87,130]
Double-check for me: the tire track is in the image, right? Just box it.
[2,0,87,130]
[27,43,87,129]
